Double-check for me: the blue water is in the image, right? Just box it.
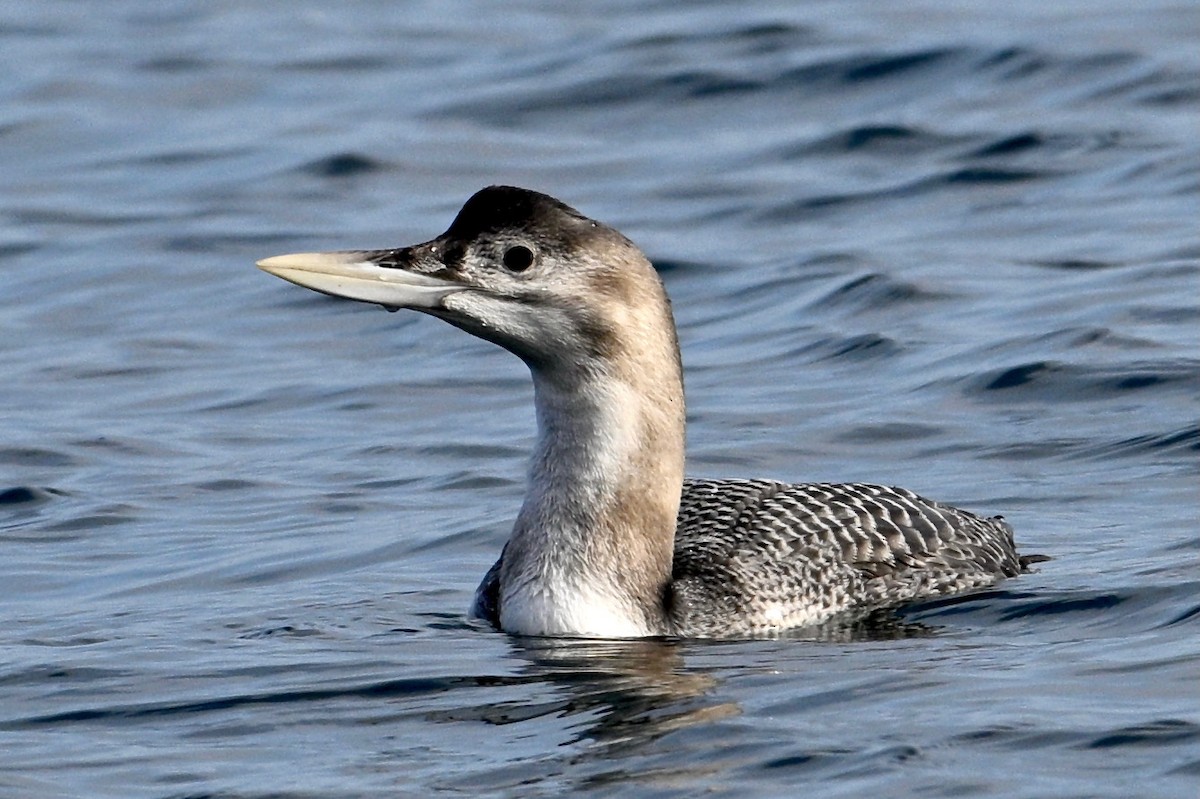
[2,1,1198,796]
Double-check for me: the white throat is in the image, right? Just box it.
[497,369,678,638]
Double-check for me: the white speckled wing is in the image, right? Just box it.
[668,479,1024,637]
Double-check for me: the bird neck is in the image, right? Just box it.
[498,349,686,638]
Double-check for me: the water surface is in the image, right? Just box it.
[2,1,1198,797]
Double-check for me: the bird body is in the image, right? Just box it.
[258,186,1041,639]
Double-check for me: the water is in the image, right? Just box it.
[2,1,1198,796]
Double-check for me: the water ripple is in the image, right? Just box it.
[2,2,1197,796]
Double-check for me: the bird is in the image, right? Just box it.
[257,185,1044,639]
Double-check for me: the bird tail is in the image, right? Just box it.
[1018,553,1051,571]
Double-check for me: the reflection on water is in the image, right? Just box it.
[436,638,730,747]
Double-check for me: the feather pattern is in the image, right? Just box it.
[667,478,1021,636]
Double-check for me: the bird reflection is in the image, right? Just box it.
[426,607,934,753]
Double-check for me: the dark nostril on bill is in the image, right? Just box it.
[372,249,410,269]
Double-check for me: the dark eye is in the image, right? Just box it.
[502,245,535,272]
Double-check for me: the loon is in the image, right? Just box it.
[258,185,1042,639]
